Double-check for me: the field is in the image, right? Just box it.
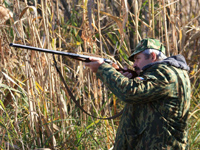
[0,0,200,149]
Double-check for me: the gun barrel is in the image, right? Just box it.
[9,43,112,63]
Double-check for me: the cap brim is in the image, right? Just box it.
[128,51,140,61]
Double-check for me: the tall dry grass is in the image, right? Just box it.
[0,0,200,149]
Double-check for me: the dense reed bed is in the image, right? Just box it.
[0,0,200,149]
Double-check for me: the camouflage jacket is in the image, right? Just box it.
[96,55,191,150]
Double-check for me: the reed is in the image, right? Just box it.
[0,0,200,149]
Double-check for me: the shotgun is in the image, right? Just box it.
[9,43,137,76]
[9,43,112,63]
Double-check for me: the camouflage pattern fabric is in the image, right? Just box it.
[96,55,191,150]
[129,38,166,61]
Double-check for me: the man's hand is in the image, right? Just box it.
[85,57,105,73]
[119,66,133,79]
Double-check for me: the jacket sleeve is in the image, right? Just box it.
[96,63,177,104]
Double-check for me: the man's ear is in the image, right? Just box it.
[151,52,157,62]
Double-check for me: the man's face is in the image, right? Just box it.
[133,52,154,74]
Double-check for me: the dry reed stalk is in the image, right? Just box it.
[40,112,57,149]
[103,85,108,117]
[92,70,99,110]
[105,120,111,149]
[162,0,170,57]
[48,2,57,148]
[14,92,25,150]
[97,0,103,56]
[81,0,87,125]
[134,0,139,43]
[59,92,68,136]
[25,53,36,143]
[148,0,151,36]
[50,1,57,144]
[55,0,61,134]
[98,77,103,110]
[166,0,177,55]
[0,36,4,65]
[152,0,155,38]
[33,25,48,147]
[82,0,87,52]
[89,76,101,118]
[80,61,87,125]
[96,0,104,118]
[117,0,128,49]
[15,0,26,43]
[158,0,163,41]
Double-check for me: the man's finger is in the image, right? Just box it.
[122,72,129,76]
[127,73,133,79]
[121,72,133,79]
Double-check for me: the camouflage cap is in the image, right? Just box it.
[128,38,166,61]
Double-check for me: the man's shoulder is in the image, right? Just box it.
[146,63,186,74]
[144,63,174,74]
[143,63,181,82]
[145,63,190,85]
